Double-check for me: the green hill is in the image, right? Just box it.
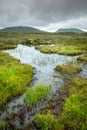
[0,26,44,33]
[57,28,84,33]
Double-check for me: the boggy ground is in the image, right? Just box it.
[0,32,87,130]
[0,32,87,53]
[29,68,87,130]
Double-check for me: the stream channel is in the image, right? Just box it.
[0,44,87,129]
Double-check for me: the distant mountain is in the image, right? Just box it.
[0,26,44,33]
[57,28,84,33]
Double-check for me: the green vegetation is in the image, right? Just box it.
[0,32,87,55]
[24,84,50,107]
[32,77,87,130]
[0,32,87,129]
[55,64,82,74]
[34,113,63,130]
[77,54,87,62]
[35,33,87,55]
[0,121,5,130]
[0,51,33,105]
[36,44,86,55]
[60,77,87,130]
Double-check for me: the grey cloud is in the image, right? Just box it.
[0,0,87,28]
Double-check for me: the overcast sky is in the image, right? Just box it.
[0,0,87,32]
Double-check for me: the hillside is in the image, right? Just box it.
[0,26,44,33]
[57,28,84,33]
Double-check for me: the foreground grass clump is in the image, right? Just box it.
[24,84,50,107]
[55,64,82,74]
[0,121,5,129]
[77,54,87,62]
[0,51,33,105]
[34,113,63,130]
[60,77,87,130]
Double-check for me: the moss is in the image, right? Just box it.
[34,113,63,130]
[77,54,87,62]
[23,84,50,107]
[0,51,33,105]
[60,77,87,130]
[55,64,82,74]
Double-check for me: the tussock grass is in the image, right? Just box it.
[24,84,50,107]
[0,121,5,129]
[55,64,82,74]
[77,54,87,62]
[0,51,33,105]
[60,77,87,130]
[34,113,63,130]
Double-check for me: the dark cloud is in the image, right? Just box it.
[0,0,87,30]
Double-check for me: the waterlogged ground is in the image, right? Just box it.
[0,44,87,129]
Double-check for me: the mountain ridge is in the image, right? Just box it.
[0,26,85,33]
[56,28,84,33]
[0,26,44,33]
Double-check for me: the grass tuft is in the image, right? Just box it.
[23,84,50,107]
[0,51,33,105]
[34,113,63,130]
[55,64,82,74]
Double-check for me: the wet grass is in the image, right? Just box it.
[0,32,87,54]
[59,77,87,130]
[36,44,87,55]
[34,113,63,130]
[55,64,82,74]
[77,54,87,62]
[35,33,87,55]
[0,51,33,106]
[24,84,50,107]
[34,77,87,130]
[0,121,5,129]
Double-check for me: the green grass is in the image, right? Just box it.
[60,77,87,130]
[55,64,82,74]
[0,121,5,130]
[0,51,33,105]
[77,54,87,62]
[23,84,50,107]
[34,113,63,130]
[0,32,87,53]
[36,44,87,55]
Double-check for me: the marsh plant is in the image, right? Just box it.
[55,64,82,74]
[0,51,33,105]
[34,113,63,130]
[77,54,87,62]
[0,121,5,130]
[60,77,87,130]
[23,84,50,107]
